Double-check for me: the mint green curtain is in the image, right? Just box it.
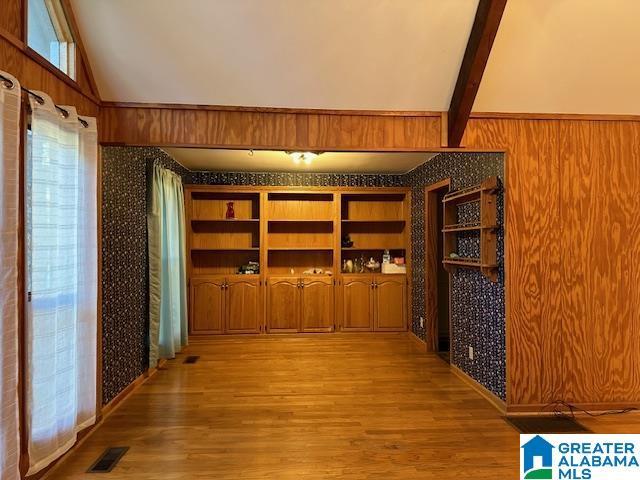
[148,163,188,368]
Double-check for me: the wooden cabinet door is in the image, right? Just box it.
[266,276,300,332]
[342,275,373,331]
[301,277,334,332]
[374,275,406,331]
[190,276,225,334]
[226,277,262,334]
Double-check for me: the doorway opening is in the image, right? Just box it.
[424,179,451,362]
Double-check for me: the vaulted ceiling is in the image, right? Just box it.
[70,0,479,110]
[474,0,640,114]
[71,0,640,114]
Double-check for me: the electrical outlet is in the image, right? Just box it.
[468,346,474,360]
[419,317,424,328]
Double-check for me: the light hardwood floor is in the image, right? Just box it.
[46,334,639,479]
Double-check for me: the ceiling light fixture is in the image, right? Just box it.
[287,151,320,166]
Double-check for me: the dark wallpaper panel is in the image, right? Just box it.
[406,152,506,400]
[188,171,405,187]
[101,150,148,404]
[101,147,505,403]
[101,147,189,404]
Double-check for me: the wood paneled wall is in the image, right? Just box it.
[0,0,99,116]
[99,104,442,150]
[464,117,640,410]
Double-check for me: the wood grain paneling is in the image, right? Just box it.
[464,117,640,409]
[99,104,442,150]
[0,0,24,40]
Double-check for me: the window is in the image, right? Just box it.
[27,0,76,79]
[24,96,97,475]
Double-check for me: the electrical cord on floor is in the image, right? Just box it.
[542,400,638,419]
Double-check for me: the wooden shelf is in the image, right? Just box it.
[442,177,499,204]
[268,247,333,251]
[443,258,490,267]
[341,272,406,276]
[342,219,405,224]
[192,218,259,222]
[442,223,498,233]
[268,219,333,223]
[192,247,260,251]
[342,247,405,251]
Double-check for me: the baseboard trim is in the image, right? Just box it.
[450,364,506,414]
[506,401,640,416]
[407,331,428,352]
[100,372,147,419]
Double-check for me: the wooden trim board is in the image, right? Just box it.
[99,373,146,419]
[451,363,507,414]
[423,179,451,352]
[506,402,640,416]
[407,331,428,353]
[100,101,442,117]
[469,111,640,122]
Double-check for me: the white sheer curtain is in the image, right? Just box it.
[26,92,98,475]
[0,71,21,480]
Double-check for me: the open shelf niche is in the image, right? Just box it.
[340,193,409,274]
[265,192,336,275]
[187,190,261,275]
[442,176,499,282]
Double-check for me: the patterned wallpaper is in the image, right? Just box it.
[101,147,505,403]
[406,152,506,400]
[187,169,405,187]
[101,147,188,404]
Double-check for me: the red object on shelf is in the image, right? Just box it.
[225,201,235,219]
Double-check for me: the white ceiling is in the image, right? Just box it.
[72,0,640,115]
[474,0,640,114]
[70,0,478,110]
[163,148,437,174]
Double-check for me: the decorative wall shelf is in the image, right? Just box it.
[442,176,500,282]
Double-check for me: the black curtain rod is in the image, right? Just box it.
[0,73,89,128]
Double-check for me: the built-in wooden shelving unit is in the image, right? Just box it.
[185,186,411,336]
[442,176,499,282]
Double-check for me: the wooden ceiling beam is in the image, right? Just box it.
[447,0,507,147]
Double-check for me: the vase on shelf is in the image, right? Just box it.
[225,201,235,219]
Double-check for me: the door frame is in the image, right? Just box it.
[424,179,451,353]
